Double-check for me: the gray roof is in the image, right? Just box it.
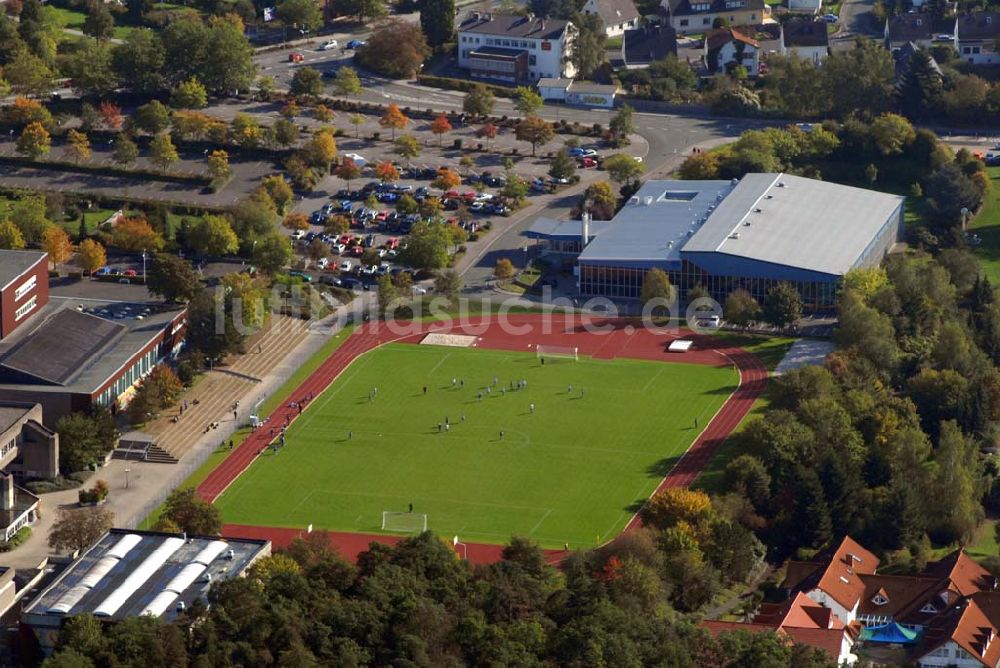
[0,404,32,435]
[0,250,46,291]
[22,529,268,623]
[624,24,678,66]
[0,297,185,396]
[0,310,126,385]
[458,13,570,39]
[956,11,1000,40]
[782,18,829,47]
[527,216,613,239]
[587,0,640,27]
[886,14,932,42]
[579,180,737,265]
[683,173,904,276]
[569,81,619,95]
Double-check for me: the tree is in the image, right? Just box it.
[924,163,982,229]
[514,86,543,116]
[304,130,338,172]
[41,226,72,268]
[54,410,118,474]
[603,153,643,184]
[283,212,310,231]
[10,194,51,242]
[333,66,362,97]
[395,134,421,161]
[680,153,720,179]
[420,0,454,47]
[374,161,400,183]
[476,123,499,151]
[355,19,430,78]
[494,258,515,281]
[134,101,171,135]
[515,116,554,157]
[61,38,118,98]
[501,174,529,203]
[162,487,222,535]
[76,239,106,274]
[112,218,164,252]
[640,268,675,313]
[899,50,944,121]
[65,129,91,164]
[724,289,759,328]
[270,118,298,148]
[306,237,329,266]
[147,253,200,302]
[376,273,399,316]
[98,101,123,131]
[432,168,461,191]
[16,121,49,159]
[463,85,495,116]
[4,49,54,96]
[207,149,231,180]
[290,66,324,99]
[871,113,916,156]
[149,133,180,171]
[276,0,323,32]
[260,175,294,213]
[335,158,362,189]
[82,1,114,41]
[569,14,606,79]
[430,114,453,147]
[112,28,166,94]
[49,507,115,554]
[400,221,451,269]
[609,104,635,147]
[821,40,895,118]
[6,96,52,129]
[111,134,139,166]
[380,103,409,140]
[349,113,365,138]
[189,215,239,256]
[762,282,802,329]
[337,0,388,22]
[170,77,208,109]
[200,17,257,94]
[254,231,292,274]
[641,487,712,529]
[0,220,26,250]
[435,269,462,303]
[548,149,577,181]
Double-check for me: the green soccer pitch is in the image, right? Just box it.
[214,344,739,549]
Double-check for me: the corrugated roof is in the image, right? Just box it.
[578,179,736,265]
[683,173,904,277]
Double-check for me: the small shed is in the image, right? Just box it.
[538,77,573,102]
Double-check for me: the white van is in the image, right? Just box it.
[316,257,330,270]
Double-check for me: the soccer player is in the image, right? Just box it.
[530,403,534,414]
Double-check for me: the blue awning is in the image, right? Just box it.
[859,622,920,644]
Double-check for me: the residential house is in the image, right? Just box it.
[705,27,760,75]
[954,12,1000,65]
[885,14,933,50]
[782,536,880,625]
[780,18,829,63]
[621,23,678,68]
[788,0,821,15]
[662,0,767,35]
[913,599,1000,667]
[581,0,641,37]
[703,592,860,665]
[457,13,576,83]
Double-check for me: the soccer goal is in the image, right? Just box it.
[381,511,429,533]
[536,345,579,361]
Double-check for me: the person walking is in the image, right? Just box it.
[409,502,413,513]
[460,413,466,422]
[499,430,504,440]
[445,416,450,426]
[568,384,573,394]
[530,403,535,414]
[438,423,442,433]
[501,388,506,397]
[233,410,238,421]
[445,423,450,432]
[423,385,428,395]
[478,392,483,401]
[452,377,457,387]
[460,379,465,388]
[348,430,353,440]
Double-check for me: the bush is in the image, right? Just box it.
[416,75,518,98]
[0,155,211,186]
[0,527,32,552]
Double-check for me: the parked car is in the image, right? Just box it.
[580,157,597,168]
[319,40,338,50]
[291,229,306,239]
[345,39,366,49]
[316,257,330,270]
[935,33,954,40]
[288,270,312,282]
[822,13,838,22]
[95,266,114,276]
[339,260,353,272]
[332,243,347,254]
[288,52,304,62]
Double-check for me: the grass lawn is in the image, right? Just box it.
[970,167,1000,283]
[49,5,135,39]
[693,334,796,493]
[215,344,738,548]
[139,326,356,529]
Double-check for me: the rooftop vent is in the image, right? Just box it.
[644,196,653,206]
[729,232,740,239]
[743,221,751,226]
[731,178,739,185]
[630,196,640,205]
[764,194,773,199]
[753,208,762,213]
[777,182,787,188]
[839,576,850,584]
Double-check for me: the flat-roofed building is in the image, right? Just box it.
[22,528,270,651]
[0,250,48,340]
[458,12,576,82]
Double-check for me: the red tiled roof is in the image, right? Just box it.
[919,599,1000,668]
[783,627,847,661]
[812,536,880,611]
[858,574,943,622]
[756,592,845,630]
[705,27,760,50]
[924,549,997,598]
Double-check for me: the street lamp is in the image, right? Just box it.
[141,249,147,284]
[124,467,131,489]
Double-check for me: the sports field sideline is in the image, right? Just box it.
[214,343,738,549]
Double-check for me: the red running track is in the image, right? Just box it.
[200,315,768,563]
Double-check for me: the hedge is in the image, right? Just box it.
[415,75,518,99]
[0,155,211,186]
[0,527,31,552]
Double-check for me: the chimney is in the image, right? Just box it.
[0,474,13,512]
[581,212,591,248]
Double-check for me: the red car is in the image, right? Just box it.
[288,52,304,63]
[580,157,597,168]
[338,234,353,245]
[123,269,137,277]
[444,190,460,199]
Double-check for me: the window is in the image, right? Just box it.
[680,18,689,25]
[14,296,36,322]
[872,594,888,606]
[529,55,537,65]
[703,17,711,24]
[751,12,756,18]
[14,275,36,301]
